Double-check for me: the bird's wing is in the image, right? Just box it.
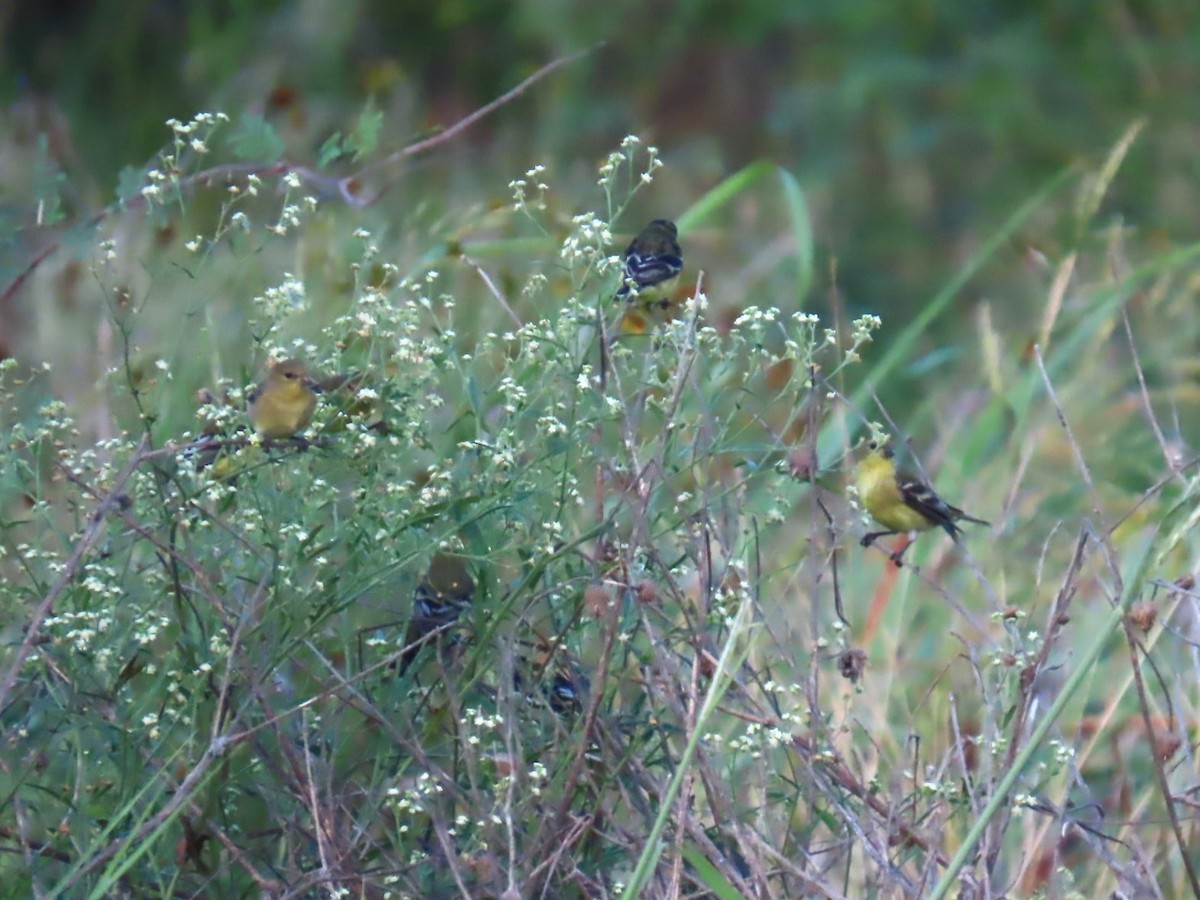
[895,472,959,530]
[410,582,473,628]
[623,251,683,289]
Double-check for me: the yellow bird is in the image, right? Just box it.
[855,440,988,564]
[247,358,320,439]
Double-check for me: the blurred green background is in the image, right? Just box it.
[4,0,1197,367]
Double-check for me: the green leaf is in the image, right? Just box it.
[679,843,746,899]
[228,112,285,162]
[676,160,774,235]
[32,134,67,226]
[347,101,383,161]
[317,132,345,170]
[778,167,814,309]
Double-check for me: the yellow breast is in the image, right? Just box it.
[855,452,935,533]
[250,382,317,439]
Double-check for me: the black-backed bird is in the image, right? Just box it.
[617,218,683,310]
[855,440,988,565]
[398,553,476,675]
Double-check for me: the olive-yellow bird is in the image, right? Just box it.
[247,358,320,439]
[855,440,988,564]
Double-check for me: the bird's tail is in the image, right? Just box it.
[950,505,990,527]
[941,521,965,541]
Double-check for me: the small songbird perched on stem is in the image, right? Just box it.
[247,358,321,439]
[855,439,989,565]
[617,218,683,306]
[616,218,683,334]
[397,553,476,676]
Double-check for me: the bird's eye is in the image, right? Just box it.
[867,441,878,450]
